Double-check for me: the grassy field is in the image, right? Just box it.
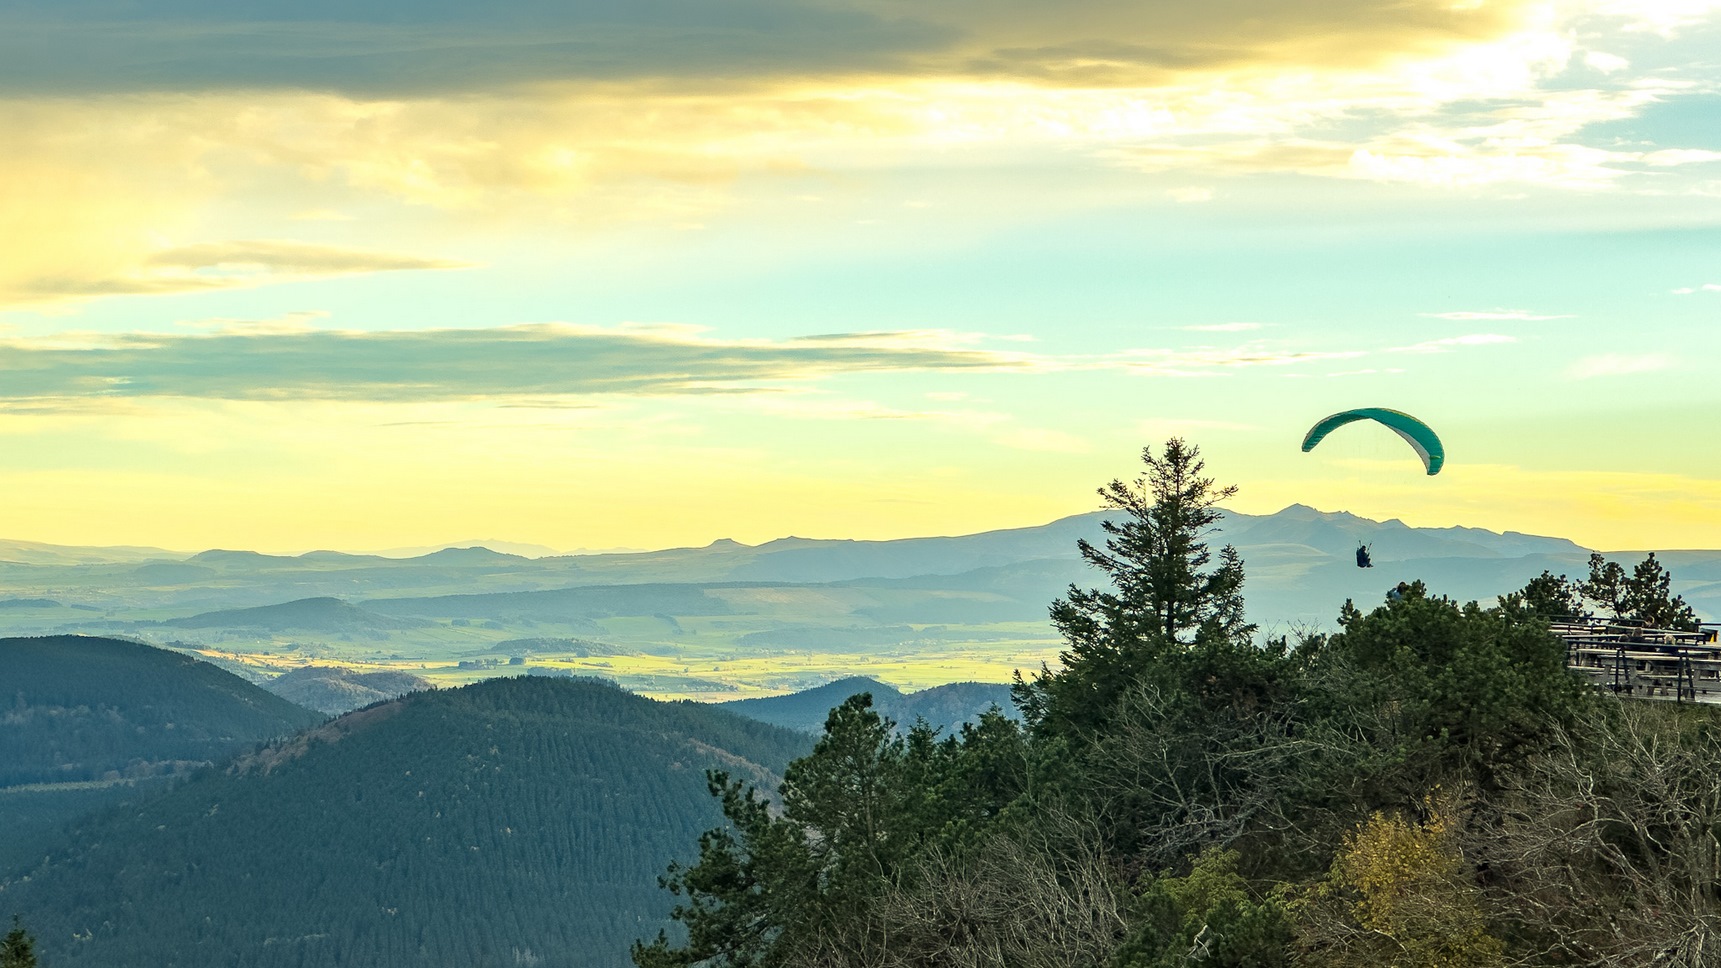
[159,617,1065,700]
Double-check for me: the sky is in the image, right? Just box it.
[1,0,1718,554]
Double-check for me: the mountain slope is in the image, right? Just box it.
[0,635,324,871]
[0,635,324,786]
[1,676,812,968]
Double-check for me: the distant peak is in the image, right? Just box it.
[704,538,748,549]
[826,675,890,689]
[417,546,526,562]
[188,548,265,561]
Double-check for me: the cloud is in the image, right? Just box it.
[175,310,334,334]
[1566,352,1677,379]
[1391,333,1517,353]
[1121,344,1370,376]
[1640,149,1721,167]
[1583,50,1630,73]
[0,0,1711,306]
[1115,328,1515,378]
[1672,284,1721,294]
[0,2,948,96]
[0,319,1524,407]
[1588,0,1721,36]
[1420,309,1573,321]
[147,241,466,276]
[0,324,1041,404]
[9,240,468,304]
[0,0,1556,97]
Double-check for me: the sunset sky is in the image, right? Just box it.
[1,0,1718,553]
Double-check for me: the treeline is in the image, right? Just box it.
[639,439,1721,968]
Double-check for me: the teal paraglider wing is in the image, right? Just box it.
[1301,408,1444,476]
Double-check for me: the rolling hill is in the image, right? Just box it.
[0,635,324,787]
[262,666,433,715]
[163,597,430,632]
[721,676,1018,734]
[0,635,324,872]
[1,676,812,968]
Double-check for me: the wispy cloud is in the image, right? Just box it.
[1392,333,1518,353]
[0,0,1561,97]
[175,310,333,334]
[0,324,1040,405]
[1421,309,1572,321]
[1120,344,1369,377]
[1567,352,1677,379]
[9,240,468,305]
[1672,284,1721,294]
[0,320,1525,408]
[1116,329,1515,377]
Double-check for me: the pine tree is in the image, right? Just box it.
[1623,553,1698,631]
[1016,438,1253,731]
[1,918,36,968]
[1578,552,1698,630]
[1500,570,1582,620]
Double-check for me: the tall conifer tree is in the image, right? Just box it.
[1017,438,1252,730]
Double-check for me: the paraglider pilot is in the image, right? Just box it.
[1355,544,1373,568]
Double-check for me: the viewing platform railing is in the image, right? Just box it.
[1553,615,1721,703]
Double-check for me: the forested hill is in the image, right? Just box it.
[0,635,323,786]
[1,676,813,968]
[263,665,432,715]
[163,596,429,632]
[719,677,1016,734]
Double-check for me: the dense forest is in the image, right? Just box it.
[0,635,324,786]
[0,635,325,872]
[639,438,1720,968]
[1,677,812,968]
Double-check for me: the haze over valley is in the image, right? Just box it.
[0,504,1691,705]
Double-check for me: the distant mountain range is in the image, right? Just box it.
[0,505,1710,673]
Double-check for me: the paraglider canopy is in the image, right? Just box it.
[1301,407,1444,476]
[1355,544,1373,568]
